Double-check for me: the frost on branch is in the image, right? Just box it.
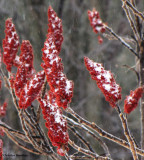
[42,33,74,109]
[14,63,27,97]
[38,97,69,156]
[84,57,121,107]
[19,70,45,109]
[48,6,63,54]
[3,18,20,72]
[124,87,143,114]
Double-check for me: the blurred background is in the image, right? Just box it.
[0,0,143,159]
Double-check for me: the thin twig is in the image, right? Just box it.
[68,125,95,153]
[123,0,144,20]
[69,140,110,160]
[105,25,139,58]
[65,116,111,158]
[115,105,138,160]
[3,127,41,155]
[67,107,144,157]
[122,1,140,41]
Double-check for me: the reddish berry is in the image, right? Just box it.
[98,36,103,44]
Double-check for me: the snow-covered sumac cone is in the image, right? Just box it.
[124,87,143,114]
[88,9,105,34]
[38,98,69,156]
[19,40,35,78]
[88,8,106,44]
[84,57,121,107]
[14,63,27,97]
[19,70,45,109]
[42,33,74,109]
[48,6,63,53]
[3,18,19,72]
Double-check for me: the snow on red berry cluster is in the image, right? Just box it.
[19,40,35,77]
[0,139,3,160]
[84,57,121,107]
[14,40,35,77]
[38,97,69,156]
[0,102,7,117]
[19,70,45,109]
[3,18,20,72]
[88,9,105,34]
[88,9,106,44]
[42,32,74,109]
[48,6,63,53]
[13,40,36,98]
[14,63,27,97]
[124,87,143,114]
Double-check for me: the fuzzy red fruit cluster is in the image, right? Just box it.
[124,87,143,114]
[38,97,69,156]
[0,102,7,117]
[88,9,105,34]
[14,40,35,78]
[42,33,73,109]
[19,70,45,109]
[19,40,35,78]
[48,6,63,53]
[0,139,3,160]
[84,57,121,107]
[14,63,27,97]
[3,18,19,72]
